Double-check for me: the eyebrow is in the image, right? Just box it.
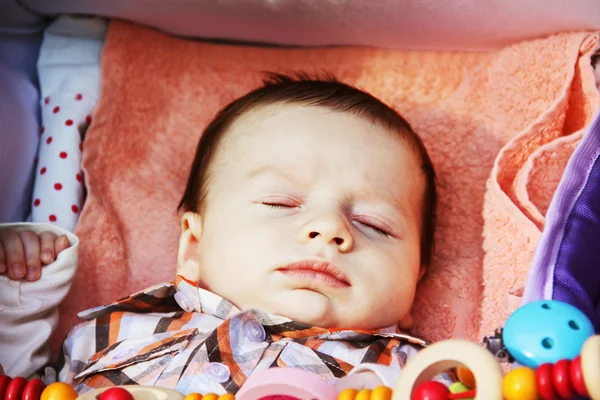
[356,191,411,219]
[247,165,298,182]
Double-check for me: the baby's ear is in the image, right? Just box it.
[177,212,203,282]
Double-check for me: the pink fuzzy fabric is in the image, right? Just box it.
[53,21,599,350]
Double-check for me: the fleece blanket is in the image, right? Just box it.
[52,21,599,350]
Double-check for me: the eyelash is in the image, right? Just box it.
[263,203,293,209]
[261,200,298,209]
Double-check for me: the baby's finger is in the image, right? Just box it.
[55,234,70,256]
[39,231,57,264]
[0,230,26,279]
[20,230,42,281]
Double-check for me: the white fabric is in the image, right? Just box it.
[0,222,79,378]
[32,16,106,232]
[348,363,403,388]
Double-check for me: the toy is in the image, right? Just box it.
[236,367,338,400]
[5,378,27,400]
[22,379,46,400]
[98,387,135,400]
[502,300,594,368]
[41,382,78,400]
[393,339,503,400]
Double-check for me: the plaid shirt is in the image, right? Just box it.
[58,276,428,395]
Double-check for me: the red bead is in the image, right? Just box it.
[536,363,557,400]
[22,379,46,400]
[552,359,574,399]
[570,356,588,396]
[98,387,135,400]
[5,377,27,400]
[411,381,450,400]
[0,376,12,400]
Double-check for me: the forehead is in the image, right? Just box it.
[212,103,425,199]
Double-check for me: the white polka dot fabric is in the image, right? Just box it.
[32,16,107,232]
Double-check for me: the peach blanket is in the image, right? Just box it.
[53,21,600,350]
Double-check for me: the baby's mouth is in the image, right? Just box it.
[277,260,351,288]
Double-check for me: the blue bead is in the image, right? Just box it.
[503,300,594,368]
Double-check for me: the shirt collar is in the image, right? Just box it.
[174,276,427,345]
[78,275,427,346]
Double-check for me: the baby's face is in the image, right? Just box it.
[180,104,426,329]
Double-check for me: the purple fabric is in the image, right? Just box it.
[524,110,600,332]
[553,128,600,332]
[0,0,46,222]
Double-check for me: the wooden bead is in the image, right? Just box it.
[551,359,574,399]
[40,382,78,400]
[411,381,449,400]
[580,335,600,400]
[355,389,371,400]
[371,386,393,400]
[502,367,538,400]
[392,340,503,400]
[455,368,476,389]
[5,377,27,400]
[338,388,358,400]
[569,356,588,397]
[98,387,135,400]
[0,375,12,400]
[22,379,46,400]
[535,364,557,400]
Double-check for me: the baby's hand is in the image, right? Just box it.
[335,371,385,391]
[0,230,70,281]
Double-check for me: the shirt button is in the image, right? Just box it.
[205,362,230,383]
[174,292,194,312]
[243,320,266,343]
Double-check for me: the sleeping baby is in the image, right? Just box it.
[0,73,439,395]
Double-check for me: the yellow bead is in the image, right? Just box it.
[184,394,203,400]
[502,367,538,400]
[218,394,235,400]
[203,394,219,400]
[355,389,371,400]
[370,386,392,400]
[456,367,476,389]
[40,382,78,400]
[338,388,358,400]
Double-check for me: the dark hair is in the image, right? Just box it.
[178,73,438,265]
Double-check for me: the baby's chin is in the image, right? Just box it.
[263,289,385,329]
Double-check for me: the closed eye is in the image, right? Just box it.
[361,223,391,237]
[263,202,294,209]
[260,196,300,209]
[353,215,393,238]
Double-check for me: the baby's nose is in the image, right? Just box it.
[299,214,353,252]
